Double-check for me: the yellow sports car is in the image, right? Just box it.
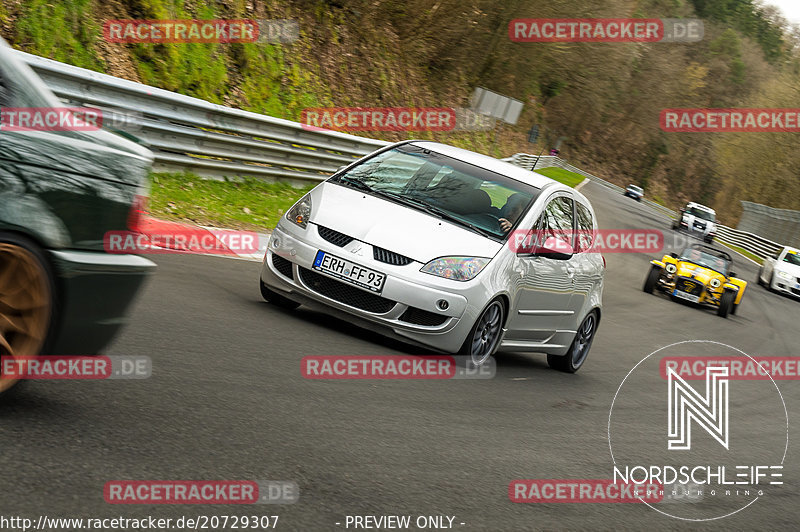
[643,244,746,317]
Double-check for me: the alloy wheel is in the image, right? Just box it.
[0,243,52,393]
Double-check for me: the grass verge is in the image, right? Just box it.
[148,172,313,231]
[533,167,587,188]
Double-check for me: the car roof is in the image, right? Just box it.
[410,141,556,190]
[686,201,715,213]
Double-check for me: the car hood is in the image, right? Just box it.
[775,261,800,278]
[309,182,504,263]
[676,262,725,283]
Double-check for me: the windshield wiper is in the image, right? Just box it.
[338,176,374,192]
[379,191,499,240]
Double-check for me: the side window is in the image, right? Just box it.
[575,202,594,252]
[539,196,574,247]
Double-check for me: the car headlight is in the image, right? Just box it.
[665,263,677,274]
[420,257,490,281]
[286,193,312,228]
[709,278,722,289]
[777,270,793,280]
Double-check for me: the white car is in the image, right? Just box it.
[260,141,605,372]
[758,246,800,297]
[672,202,717,243]
[623,184,644,201]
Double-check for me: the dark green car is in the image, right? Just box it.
[0,38,155,394]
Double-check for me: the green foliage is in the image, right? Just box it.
[689,0,785,61]
[13,0,103,70]
[534,167,586,188]
[149,171,314,230]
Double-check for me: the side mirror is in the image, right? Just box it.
[534,236,574,260]
[670,252,678,259]
[729,271,737,278]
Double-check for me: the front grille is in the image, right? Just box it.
[399,307,448,326]
[373,246,414,266]
[317,225,354,247]
[298,267,396,313]
[271,254,294,279]
[676,277,703,296]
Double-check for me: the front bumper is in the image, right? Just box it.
[677,221,715,240]
[47,250,156,355]
[260,224,487,353]
[770,273,800,298]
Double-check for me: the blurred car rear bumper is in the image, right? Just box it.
[47,250,156,355]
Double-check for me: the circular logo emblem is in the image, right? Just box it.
[608,340,788,521]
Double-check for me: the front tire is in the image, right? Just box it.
[0,233,57,396]
[718,289,735,318]
[643,266,660,294]
[548,310,598,373]
[260,281,300,310]
[459,299,505,366]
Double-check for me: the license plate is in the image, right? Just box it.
[673,289,700,303]
[313,250,386,293]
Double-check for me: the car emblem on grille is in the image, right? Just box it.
[347,243,363,256]
[685,281,696,291]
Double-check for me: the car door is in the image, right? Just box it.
[505,193,582,344]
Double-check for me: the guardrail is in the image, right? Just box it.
[14,49,389,185]
[506,153,785,261]
[10,50,788,261]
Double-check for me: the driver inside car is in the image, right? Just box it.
[499,193,527,233]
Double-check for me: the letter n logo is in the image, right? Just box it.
[667,366,729,450]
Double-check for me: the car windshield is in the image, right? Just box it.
[629,185,642,193]
[332,144,540,240]
[686,206,715,222]
[783,251,800,266]
[680,247,730,274]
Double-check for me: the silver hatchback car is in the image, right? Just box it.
[260,141,604,372]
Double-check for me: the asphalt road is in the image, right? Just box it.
[2,181,799,531]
